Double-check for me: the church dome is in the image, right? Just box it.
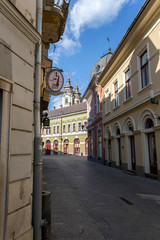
[90,48,112,80]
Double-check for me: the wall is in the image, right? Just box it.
[0,1,39,238]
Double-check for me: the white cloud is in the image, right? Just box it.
[70,0,130,39]
[48,27,81,65]
[48,95,62,111]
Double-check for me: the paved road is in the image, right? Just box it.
[42,155,160,240]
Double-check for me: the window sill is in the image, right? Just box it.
[113,105,120,111]
[138,83,152,95]
[104,111,111,116]
[123,96,133,104]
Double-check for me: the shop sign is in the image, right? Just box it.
[47,69,64,93]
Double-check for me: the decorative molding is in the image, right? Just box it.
[0,0,41,43]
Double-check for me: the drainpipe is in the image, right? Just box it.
[33,0,42,239]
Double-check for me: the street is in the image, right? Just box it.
[42,155,160,240]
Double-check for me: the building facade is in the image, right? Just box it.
[42,78,88,156]
[98,0,160,179]
[0,0,69,239]
[83,49,112,163]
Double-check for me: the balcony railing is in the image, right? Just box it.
[43,0,70,43]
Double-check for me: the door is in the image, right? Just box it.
[108,138,111,162]
[46,140,51,155]
[147,132,158,174]
[74,139,80,155]
[53,140,59,154]
[85,138,89,156]
[64,139,69,154]
[118,138,121,166]
[98,129,102,159]
[130,136,136,170]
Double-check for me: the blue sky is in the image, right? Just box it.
[48,0,146,110]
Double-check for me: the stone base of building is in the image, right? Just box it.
[88,156,105,165]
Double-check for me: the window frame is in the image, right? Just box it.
[68,123,71,133]
[137,45,151,92]
[140,50,149,89]
[113,79,119,108]
[73,122,76,132]
[124,67,132,100]
[63,124,66,133]
[78,122,81,131]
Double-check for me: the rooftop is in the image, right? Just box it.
[48,101,87,118]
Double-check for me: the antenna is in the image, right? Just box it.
[107,37,111,53]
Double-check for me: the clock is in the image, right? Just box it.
[47,69,64,93]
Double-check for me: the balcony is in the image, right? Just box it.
[42,0,69,44]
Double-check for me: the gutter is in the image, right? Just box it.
[33,0,42,239]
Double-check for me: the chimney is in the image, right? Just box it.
[60,104,62,108]
[69,102,71,106]
[53,106,56,110]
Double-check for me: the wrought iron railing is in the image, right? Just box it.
[43,0,70,14]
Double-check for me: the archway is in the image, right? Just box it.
[64,139,69,154]
[145,118,157,174]
[46,140,51,155]
[124,117,136,171]
[53,140,59,154]
[85,138,89,156]
[139,111,158,175]
[74,138,80,155]
[113,123,121,166]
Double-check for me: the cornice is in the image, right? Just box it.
[0,0,41,43]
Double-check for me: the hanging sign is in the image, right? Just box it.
[47,69,64,93]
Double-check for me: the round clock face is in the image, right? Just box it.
[47,69,64,92]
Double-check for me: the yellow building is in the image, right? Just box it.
[97,0,160,180]
[42,76,88,155]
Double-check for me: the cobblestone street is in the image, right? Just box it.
[43,155,160,240]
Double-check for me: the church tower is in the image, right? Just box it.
[62,74,74,107]
[74,82,81,104]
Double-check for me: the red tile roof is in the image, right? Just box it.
[48,101,87,118]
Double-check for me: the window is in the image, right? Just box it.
[63,124,66,133]
[57,125,59,133]
[68,124,70,133]
[89,102,92,118]
[104,90,110,114]
[78,122,81,131]
[141,50,149,88]
[73,123,76,132]
[49,127,51,134]
[145,118,154,129]
[46,128,49,135]
[84,121,87,130]
[97,94,100,113]
[125,68,131,99]
[41,128,44,135]
[65,98,68,105]
[114,81,119,108]
[53,126,56,134]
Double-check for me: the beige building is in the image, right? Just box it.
[97,0,160,180]
[0,0,69,239]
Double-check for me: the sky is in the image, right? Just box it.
[48,0,146,111]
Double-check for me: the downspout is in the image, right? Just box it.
[33,0,42,239]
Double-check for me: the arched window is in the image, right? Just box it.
[145,118,154,129]
[116,128,120,136]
